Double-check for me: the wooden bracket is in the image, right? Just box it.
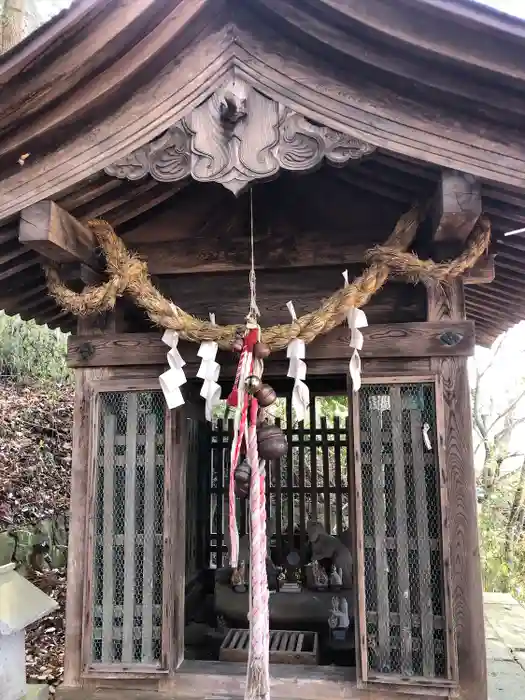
[431,170,482,244]
[19,200,99,267]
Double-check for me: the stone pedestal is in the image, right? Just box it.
[0,563,57,700]
[0,629,25,699]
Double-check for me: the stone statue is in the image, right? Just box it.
[231,561,246,593]
[307,520,353,589]
[312,560,328,589]
[328,596,350,639]
[330,566,343,590]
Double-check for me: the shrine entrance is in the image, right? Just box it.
[165,375,450,680]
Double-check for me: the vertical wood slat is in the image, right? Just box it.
[350,396,368,683]
[68,369,105,683]
[390,387,413,676]
[298,418,306,559]
[227,418,234,559]
[370,406,390,672]
[141,413,157,664]
[411,407,435,677]
[275,417,283,561]
[321,417,331,533]
[122,394,138,664]
[163,406,187,672]
[215,419,224,569]
[101,413,116,664]
[309,399,318,521]
[334,415,343,536]
[286,399,294,554]
[200,422,212,569]
[434,375,459,683]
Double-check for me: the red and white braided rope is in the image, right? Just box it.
[246,397,270,700]
[228,333,255,568]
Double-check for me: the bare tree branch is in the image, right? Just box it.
[477,334,506,384]
[485,386,525,437]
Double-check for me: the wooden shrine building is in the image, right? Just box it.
[4,1,525,699]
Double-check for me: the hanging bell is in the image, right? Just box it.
[255,384,277,407]
[257,423,287,460]
[232,336,244,353]
[234,459,251,498]
[253,341,271,360]
[245,375,262,394]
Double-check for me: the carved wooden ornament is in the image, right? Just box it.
[104,78,376,194]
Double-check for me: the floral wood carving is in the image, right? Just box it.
[104,78,376,195]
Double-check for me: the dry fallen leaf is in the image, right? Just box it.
[0,378,73,689]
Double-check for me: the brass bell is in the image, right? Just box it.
[245,375,262,394]
[232,337,244,353]
[253,341,271,360]
[255,384,277,407]
[257,423,287,460]
[234,459,251,498]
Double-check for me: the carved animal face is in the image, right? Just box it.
[307,520,324,543]
[219,86,248,127]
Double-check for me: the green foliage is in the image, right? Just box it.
[0,311,72,385]
[473,326,525,604]
[479,480,525,604]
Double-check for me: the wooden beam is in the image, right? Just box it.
[136,234,371,275]
[19,200,97,264]
[431,170,481,243]
[59,263,105,287]
[67,321,475,369]
[463,255,495,285]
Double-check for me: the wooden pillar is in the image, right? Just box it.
[63,367,109,686]
[162,406,188,676]
[427,279,487,700]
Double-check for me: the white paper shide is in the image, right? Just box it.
[286,301,310,422]
[197,314,221,421]
[342,270,368,392]
[159,329,187,409]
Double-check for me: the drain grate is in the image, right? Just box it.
[220,629,318,665]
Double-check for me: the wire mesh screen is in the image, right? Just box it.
[91,391,165,666]
[357,383,446,679]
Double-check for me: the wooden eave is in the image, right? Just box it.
[1,0,525,344]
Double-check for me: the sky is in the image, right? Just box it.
[475,0,525,18]
[31,0,525,22]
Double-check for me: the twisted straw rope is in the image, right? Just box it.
[44,204,491,351]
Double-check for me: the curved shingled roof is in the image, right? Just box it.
[1,0,525,343]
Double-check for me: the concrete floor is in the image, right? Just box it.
[485,592,525,699]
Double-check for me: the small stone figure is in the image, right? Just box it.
[307,520,353,589]
[312,559,329,589]
[330,566,343,590]
[231,561,247,593]
[328,596,350,641]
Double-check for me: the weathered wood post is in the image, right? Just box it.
[0,562,58,700]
